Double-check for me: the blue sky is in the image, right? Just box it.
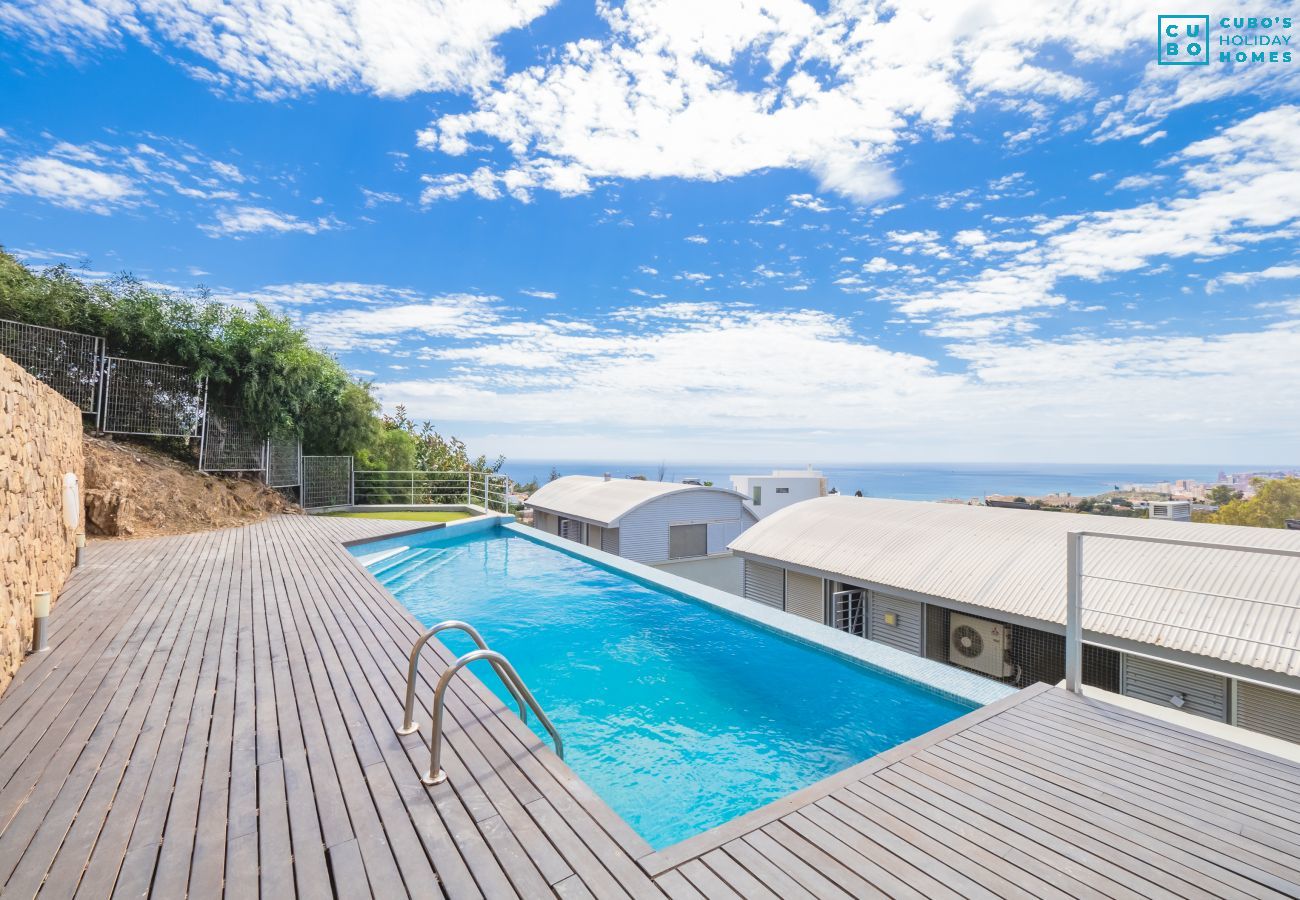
[1,1,1298,464]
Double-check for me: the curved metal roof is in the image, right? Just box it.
[524,475,750,527]
[729,496,1300,678]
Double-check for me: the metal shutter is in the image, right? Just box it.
[559,518,582,542]
[669,523,707,559]
[743,561,784,609]
[784,572,824,623]
[601,527,620,556]
[1122,656,1228,721]
[868,593,923,656]
[1236,682,1300,744]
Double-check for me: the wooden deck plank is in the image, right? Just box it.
[0,530,212,891]
[33,528,231,898]
[959,722,1300,885]
[1,514,1298,900]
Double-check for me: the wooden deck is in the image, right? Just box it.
[0,514,1297,898]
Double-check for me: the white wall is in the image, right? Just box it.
[654,555,744,594]
[730,472,826,519]
[618,491,752,564]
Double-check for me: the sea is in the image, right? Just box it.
[503,461,1293,502]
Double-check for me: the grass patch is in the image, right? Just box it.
[323,510,476,522]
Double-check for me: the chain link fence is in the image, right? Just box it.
[98,356,206,437]
[302,456,353,509]
[266,435,302,488]
[198,404,265,472]
[0,318,104,413]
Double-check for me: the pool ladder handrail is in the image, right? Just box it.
[397,620,563,787]
[421,648,563,786]
[398,620,527,735]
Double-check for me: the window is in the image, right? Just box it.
[775,487,790,494]
[668,523,708,559]
[752,486,762,505]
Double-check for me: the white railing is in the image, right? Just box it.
[1064,529,1300,694]
[352,470,511,512]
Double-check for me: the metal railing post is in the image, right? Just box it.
[1065,531,1084,694]
[423,648,562,786]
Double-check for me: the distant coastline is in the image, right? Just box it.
[504,461,1298,503]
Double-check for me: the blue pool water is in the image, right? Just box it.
[357,525,972,849]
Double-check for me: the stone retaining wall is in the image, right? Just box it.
[1,353,84,694]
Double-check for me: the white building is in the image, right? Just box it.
[1149,500,1192,521]
[728,496,1300,745]
[526,475,757,592]
[729,468,828,519]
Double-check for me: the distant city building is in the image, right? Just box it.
[1149,500,1192,522]
[729,468,828,519]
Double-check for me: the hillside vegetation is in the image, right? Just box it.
[0,248,503,475]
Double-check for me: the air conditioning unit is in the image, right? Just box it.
[949,613,1014,679]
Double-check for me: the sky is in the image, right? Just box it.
[1,1,1298,465]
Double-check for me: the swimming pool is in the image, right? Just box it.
[354,523,974,850]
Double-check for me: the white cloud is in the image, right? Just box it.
[684,234,708,244]
[898,107,1300,318]
[1206,264,1300,294]
[520,288,557,299]
[1114,173,1165,191]
[787,193,832,213]
[299,293,500,349]
[0,0,556,98]
[0,155,138,213]
[419,0,1152,203]
[210,160,245,182]
[357,298,1300,461]
[200,205,339,238]
[362,188,403,207]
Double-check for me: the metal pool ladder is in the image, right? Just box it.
[398,620,564,787]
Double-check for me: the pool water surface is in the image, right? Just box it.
[356,525,972,850]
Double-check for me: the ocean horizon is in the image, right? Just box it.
[503,460,1298,502]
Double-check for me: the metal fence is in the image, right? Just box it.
[98,356,206,437]
[266,435,302,488]
[198,404,265,472]
[352,470,510,511]
[1065,529,1300,695]
[302,456,354,509]
[0,318,104,413]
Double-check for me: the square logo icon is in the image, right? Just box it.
[1158,15,1211,65]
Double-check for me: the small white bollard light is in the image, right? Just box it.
[63,473,80,531]
[75,532,86,567]
[32,591,52,653]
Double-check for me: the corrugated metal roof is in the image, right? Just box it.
[729,496,1300,677]
[524,475,748,527]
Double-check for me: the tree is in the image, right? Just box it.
[548,467,561,482]
[382,405,503,473]
[0,249,377,454]
[1205,478,1300,528]
[1207,484,1243,506]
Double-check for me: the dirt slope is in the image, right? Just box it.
[83,434,298,539]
